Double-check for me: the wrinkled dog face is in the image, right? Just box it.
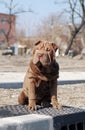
[33,41,58,67]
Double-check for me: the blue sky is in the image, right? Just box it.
[0,0,65,20]
[0,0,68,36]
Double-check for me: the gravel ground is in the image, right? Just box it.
[0,54,85,109]
[0,84,85,109]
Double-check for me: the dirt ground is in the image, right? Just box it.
[0,54,85,72]
[0,84,85,109]
[0,53,85,109]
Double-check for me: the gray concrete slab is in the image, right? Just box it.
[0,72,85,88]
[0,114,53,130]
[0,72,85,83]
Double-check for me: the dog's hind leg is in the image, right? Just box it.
[18,91,28,105]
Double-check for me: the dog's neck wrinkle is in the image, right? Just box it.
[30,60,41,73]
[30,60,58,81]
[30,61,48,81]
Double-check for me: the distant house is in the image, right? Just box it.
[0,13,16,46]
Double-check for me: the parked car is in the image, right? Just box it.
[2,47,14,55]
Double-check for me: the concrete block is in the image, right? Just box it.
[0,114,53,130]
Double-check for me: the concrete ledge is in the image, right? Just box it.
[0,82,22,88]
[0,72,85,88]
[0,114,53,130]
[0,79,85,88]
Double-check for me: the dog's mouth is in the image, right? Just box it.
[39,53,52,67]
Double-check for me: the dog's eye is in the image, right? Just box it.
[46,48,50,51]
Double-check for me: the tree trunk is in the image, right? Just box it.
[65,21,85,55]
[65,32,77,55]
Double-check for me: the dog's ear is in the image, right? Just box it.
[35,41,41,46]
[33,41,41,54]
[52,43,58,52]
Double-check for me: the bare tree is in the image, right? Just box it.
[1,0,33,47]
[64,0,85,55]
[35,13,67,42]
[54,0,85,54]
[81,24,85,48]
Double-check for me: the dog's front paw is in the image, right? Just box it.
[52,102,62,109]
[27,100,37,110]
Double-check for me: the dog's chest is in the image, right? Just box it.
[35,81,51,95]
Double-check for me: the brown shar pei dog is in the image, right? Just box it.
[18,40,61,110]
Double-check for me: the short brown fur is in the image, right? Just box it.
[18,40,61,110]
